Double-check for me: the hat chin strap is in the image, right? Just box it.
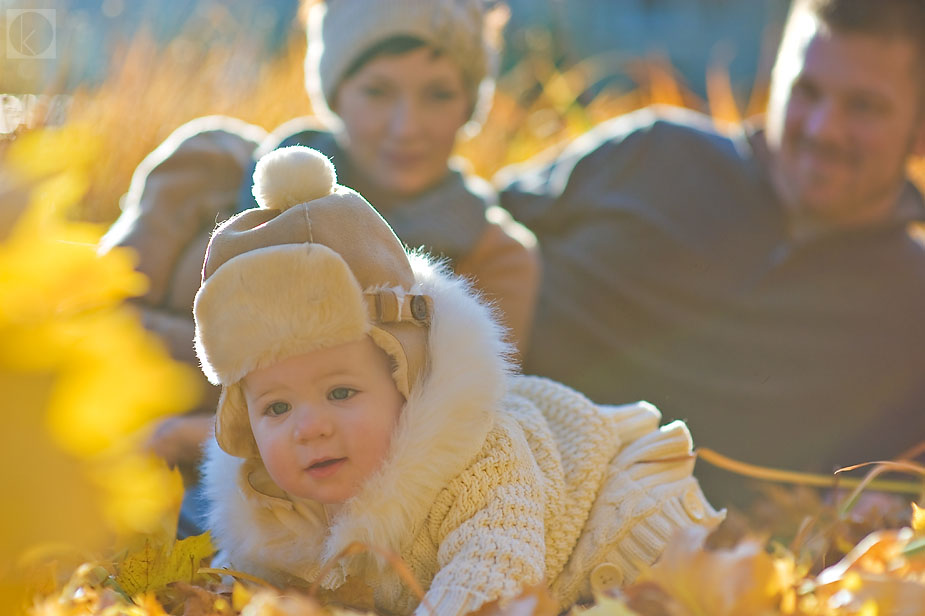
[365,289,433,400]
[364,289,433,326]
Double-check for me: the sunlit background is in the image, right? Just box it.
[0,0,795,223]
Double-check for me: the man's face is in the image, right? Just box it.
[765,13,925,229]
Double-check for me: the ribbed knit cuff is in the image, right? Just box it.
[551,418,725,607]
[604,486,724,581]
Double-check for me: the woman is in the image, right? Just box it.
[98,0,539,481]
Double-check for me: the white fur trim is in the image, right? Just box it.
[319,254,514,582]
[202,438,327,585]
[252,146,337,211]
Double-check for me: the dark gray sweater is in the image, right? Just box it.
[498,106,925,501]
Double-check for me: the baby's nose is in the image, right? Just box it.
[292,406,334,441]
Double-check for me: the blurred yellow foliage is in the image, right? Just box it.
[0,126,200,615]
[912,503,925,534]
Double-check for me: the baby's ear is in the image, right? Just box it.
[215,383,261,459]
[252,146,337,211]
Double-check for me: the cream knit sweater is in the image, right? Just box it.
[202,256,723,616]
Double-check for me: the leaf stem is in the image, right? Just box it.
[696,448,924,495]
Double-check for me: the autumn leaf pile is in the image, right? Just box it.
[19,492,925,616]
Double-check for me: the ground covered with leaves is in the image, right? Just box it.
[21,491,925,616]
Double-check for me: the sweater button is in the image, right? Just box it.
[682,486,706,521]
[590,562,623,593]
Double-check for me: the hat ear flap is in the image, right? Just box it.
[215,383,259,458]
[369,326,410,399]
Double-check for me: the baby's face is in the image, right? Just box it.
[243,336,404,504]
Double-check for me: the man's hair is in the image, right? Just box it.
[793,0,925,67]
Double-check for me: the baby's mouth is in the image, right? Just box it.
[309,457,345,470]
[305,457,346,478]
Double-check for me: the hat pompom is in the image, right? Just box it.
[252,146,337,211]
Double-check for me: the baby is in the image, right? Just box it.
[194,147,722,615]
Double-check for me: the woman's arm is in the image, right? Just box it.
[455,206,541,361]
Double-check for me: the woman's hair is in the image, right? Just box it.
[340,36,444,83]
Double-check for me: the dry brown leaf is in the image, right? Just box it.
[165,581,231,616]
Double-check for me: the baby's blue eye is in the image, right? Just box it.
[265,401,291,417]
[329,387,356,401]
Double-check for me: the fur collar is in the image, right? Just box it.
[203,255,513,588]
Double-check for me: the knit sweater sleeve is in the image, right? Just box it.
[99,116,265,306]
[97,116,265,378]
[416,416,547,616]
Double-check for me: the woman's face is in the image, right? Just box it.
[334,46,471,202]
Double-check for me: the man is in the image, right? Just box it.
[497,0,925,504]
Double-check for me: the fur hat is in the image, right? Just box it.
[194,146,432,458]
[304,0,502,127]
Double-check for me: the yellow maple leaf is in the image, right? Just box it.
[115,532,215,597]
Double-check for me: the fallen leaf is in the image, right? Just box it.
[632,526,792,616]
[115,532,214,596]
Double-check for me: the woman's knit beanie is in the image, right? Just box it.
[305,0,501,127]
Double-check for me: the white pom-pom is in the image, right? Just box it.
[251,146,337,211]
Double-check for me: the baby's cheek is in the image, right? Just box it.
[254,429,285,469]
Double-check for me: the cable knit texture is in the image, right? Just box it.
[203,253,723,616]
